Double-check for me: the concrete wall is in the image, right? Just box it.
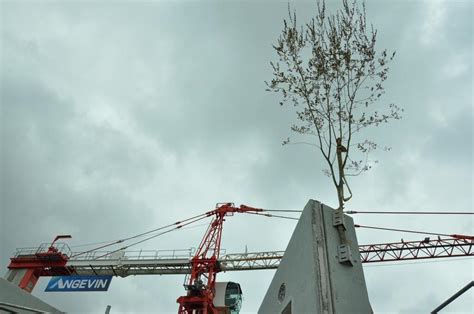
[258,200,372,314]
[0,278,62,313]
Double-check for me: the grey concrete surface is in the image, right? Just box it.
[258,200,372,314]
[0,278,62,313]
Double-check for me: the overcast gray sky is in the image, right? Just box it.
[1,0,472,313]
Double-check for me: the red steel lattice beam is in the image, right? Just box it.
[359,237,473,263]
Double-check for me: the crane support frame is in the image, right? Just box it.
[5,208,473,303]
[6,239,473,292]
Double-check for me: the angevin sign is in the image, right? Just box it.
[45,275,112,292]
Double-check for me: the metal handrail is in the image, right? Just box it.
[69,249,195,261]
[14,242,72,258]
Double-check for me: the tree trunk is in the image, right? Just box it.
[336,137,345,211]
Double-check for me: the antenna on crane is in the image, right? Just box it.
[49,235,72,252]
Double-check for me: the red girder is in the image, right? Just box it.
[359,237,474,263]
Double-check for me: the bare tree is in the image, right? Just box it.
[267,0,402,210]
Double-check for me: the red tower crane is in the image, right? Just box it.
[4,203,474,313]
[176,203,262,314]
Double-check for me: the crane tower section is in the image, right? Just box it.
[176,203,263,314]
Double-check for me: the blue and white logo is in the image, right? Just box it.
[45,275,112,292]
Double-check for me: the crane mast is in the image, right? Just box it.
[176,203,262,314]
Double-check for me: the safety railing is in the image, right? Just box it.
[14,242,72,258]
[69,248,196,261]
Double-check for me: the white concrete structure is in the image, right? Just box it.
[0,278,62,313]
[258,200,372,314]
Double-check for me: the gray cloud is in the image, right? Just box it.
[1,0,472,313]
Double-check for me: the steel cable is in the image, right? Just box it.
[346,210,473,215]
[93,214,211,259]
[71,212,210,258]
[244,211,300,221]
[354,224,474,240]
[262,209,303,213]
